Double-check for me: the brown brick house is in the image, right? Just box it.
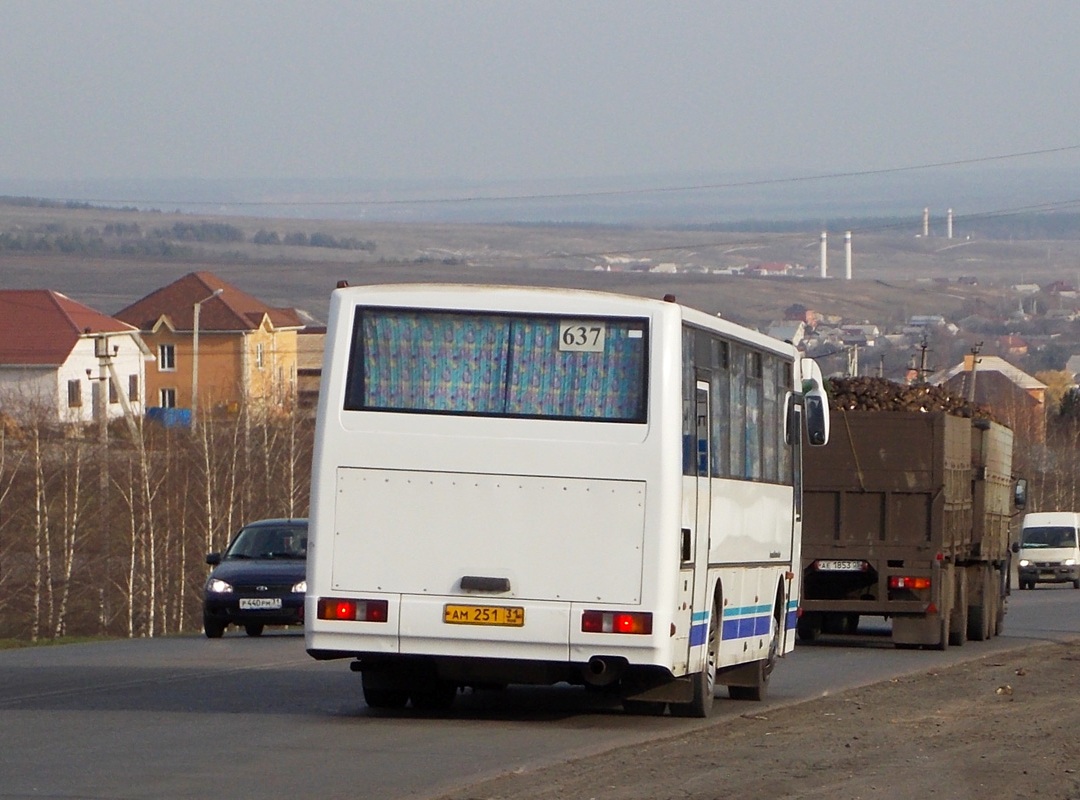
[115,272,305,416]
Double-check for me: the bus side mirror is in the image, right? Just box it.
[805,392,828,446]
[800,357,830,447]
[1011,541,1020,554]
[1013,478,1028,510]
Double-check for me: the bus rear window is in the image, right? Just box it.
[344,308,648,421]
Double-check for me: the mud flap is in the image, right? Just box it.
[892,613,948,648]
[621,671,694,704]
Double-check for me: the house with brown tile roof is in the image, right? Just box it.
[0,290,151,424]
[114,271,304,416]
[929,354,1048,443]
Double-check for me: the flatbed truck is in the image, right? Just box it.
[799,410,1023,648]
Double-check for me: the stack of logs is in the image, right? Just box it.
[825,376,997,422]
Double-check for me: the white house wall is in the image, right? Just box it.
[57,337,147,425]
[0,367,57,417]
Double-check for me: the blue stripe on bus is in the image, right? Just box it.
[689,600,799,646]
[690,622,708,646]
[721,606,775,641]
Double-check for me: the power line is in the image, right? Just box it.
[37,144,1080,210]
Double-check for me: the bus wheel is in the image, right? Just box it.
[729,611,779,701]
[362,670,410,710]
[670,605,719,718]
[410,680,457,712]
[623,699,667,716]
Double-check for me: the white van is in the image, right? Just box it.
[1015,512,1080,590]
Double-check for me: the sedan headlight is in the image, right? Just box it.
[1018,559,1030,568]
[292,579,307,593]
[206,578,233,594]
[1065,558,1077,567]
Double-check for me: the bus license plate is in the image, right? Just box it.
[444,604,525,627]
[816,560,864,572]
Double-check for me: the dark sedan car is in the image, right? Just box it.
[202,518,308,638]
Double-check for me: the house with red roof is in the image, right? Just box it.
[0,290,151,424]
[929,354,1048,443]
[114,271,305,415]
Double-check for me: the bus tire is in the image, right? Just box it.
[670,603,719,718]
[410,680,457,712]
[729,606,780,701]
[362,670,410,710]
[623,699,667,716]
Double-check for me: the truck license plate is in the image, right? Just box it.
[444,604,525,627]
[816,560,864,572]
[239,598,282,610]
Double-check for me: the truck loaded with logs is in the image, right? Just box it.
[799,377,1027,648]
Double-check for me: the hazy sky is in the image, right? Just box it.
[5,1,1080,186]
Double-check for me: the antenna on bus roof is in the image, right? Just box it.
[663,294,676,303]
[337,280,349,288]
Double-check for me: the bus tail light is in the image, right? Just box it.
[889,576,931,590]
[317,597,389,622]
[581,611,652,635]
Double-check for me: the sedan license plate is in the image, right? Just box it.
[444,604,524,627]
[239,597,283,610]
[816,560,864,572]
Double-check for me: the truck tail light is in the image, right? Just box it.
[889,576,931,590]
[317,597,388,622]
[581,611,652,635]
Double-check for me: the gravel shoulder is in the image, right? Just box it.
[437,640,1080,800]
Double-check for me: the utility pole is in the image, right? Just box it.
[967,342,983,402]
[847,344,859,377]
[914,335,932,383]
[192,288,223,430]
[91,334,112,634]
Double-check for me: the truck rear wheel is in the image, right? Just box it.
[948,570,967,647]
[968,567,993,641]
[796,613,821,642]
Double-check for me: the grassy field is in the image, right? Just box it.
[4,202,1080,330]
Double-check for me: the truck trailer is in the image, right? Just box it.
[800,408,1023,649]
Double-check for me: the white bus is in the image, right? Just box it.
[306,283,829,717]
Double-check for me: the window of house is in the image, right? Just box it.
[68,379,82,408]
[160,388,176,408]
[256,342,265,369]
[159,343,176,371]
[128,374,140,402]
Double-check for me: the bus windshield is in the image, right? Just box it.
[344,307,649,422]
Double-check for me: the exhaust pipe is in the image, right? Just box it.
[583,656,622,686]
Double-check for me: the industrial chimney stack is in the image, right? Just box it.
[947,208,954,239]
[923,207,930,237]
[820,231,828,278]
[845,231,852,279]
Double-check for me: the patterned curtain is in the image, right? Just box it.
[349,310,646,421]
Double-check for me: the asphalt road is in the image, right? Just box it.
[1,586,1077,800]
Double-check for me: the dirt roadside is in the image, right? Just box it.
[436,640,1080,800]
